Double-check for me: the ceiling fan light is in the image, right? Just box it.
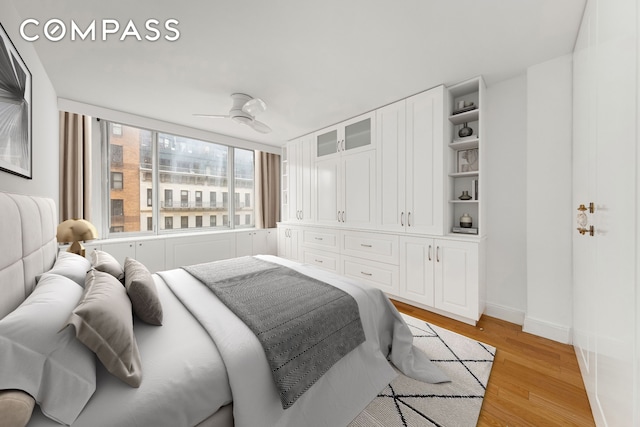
[232,115,252,125]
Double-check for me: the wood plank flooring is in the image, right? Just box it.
[392,300,595,426]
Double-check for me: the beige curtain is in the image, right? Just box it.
[255,151,281,228]
[59,112,92,221]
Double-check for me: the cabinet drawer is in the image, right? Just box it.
[302,228,338,250]
[341,231,399,264]
[303,249,338,273]
[342,256,399,295]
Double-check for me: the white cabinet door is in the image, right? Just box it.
[236,231,254,257]
[135,240,165,273]
[315,157,340,225]
[399,236,435,307]
[299,135,314,222]
[434,240,478,320]
[287,141,300,222]
[341,150,375,228]
[100,241,136,266]
[377,99,407,233]
[277,225,299,261]
[406,87,444,235]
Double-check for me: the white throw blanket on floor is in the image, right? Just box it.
[160,255,448,427]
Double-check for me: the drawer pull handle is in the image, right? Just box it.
[315,237,323,240]
[360,271,372,276]
[315,259,323,263]
[360,244,372,248]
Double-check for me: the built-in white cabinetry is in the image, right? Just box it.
[97,239,165,273]
[236,228,277,257]
[279,76,486,325]
[277,225,300,261]
[287,135,314,223]
[399,236,482,321]
[315,112,375,158]
[315,112,376,228]
[377,86,444,234]
[446,77,485,237]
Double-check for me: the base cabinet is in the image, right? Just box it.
[236,229,277,256]
[277,225,300,261]
[278,223,484,323]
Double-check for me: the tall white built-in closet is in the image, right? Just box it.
[572,0,639,425]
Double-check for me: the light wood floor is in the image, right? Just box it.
[392,300,595,426]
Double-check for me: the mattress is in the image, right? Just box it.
[27,276,232,427]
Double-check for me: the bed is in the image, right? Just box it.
[0,192,447,427]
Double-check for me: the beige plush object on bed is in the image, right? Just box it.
[0,390,35,427]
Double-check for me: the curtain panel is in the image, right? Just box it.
[59,112,92,221]
[255,151,280,228]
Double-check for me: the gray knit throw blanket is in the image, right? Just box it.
[183,256,366,409]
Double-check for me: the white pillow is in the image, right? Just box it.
[39,251,91,287]
[0,274,96,425]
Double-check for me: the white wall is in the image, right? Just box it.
[0,4,58,203]
[484,75,528,324]
[525,54,573,343]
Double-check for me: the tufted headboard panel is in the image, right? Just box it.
[0,192,57,318]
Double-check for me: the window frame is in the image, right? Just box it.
[102,120,257,239]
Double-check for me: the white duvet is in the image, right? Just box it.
[161,255,448,427]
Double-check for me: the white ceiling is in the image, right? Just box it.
[11,0,585,146]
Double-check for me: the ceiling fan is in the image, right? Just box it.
[194,93,272,134]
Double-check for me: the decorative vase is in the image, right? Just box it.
[458,123,473,138]
[460,213,473,228]
[459,191,472,200]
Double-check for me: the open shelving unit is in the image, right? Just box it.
[446,77,485,238]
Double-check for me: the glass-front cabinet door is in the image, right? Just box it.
[344,115,372,151]
[316,112,375,158]
[316,128,339,157]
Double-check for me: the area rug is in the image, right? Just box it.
[349,313,496,427]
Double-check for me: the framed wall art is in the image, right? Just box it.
[0,22,32,179]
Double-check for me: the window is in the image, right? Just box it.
[111,172,123,190]
[103,121,259,237]
[107,123,153,234]
[235,148,254,227]
[111,144,123,166]
[111,123,122,136]
[111,199,124,217]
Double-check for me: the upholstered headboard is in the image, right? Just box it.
[0,192,57,318]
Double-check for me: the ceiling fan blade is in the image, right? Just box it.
[248,119,272,134]
[242,98,267,116]
[193,114,230,119]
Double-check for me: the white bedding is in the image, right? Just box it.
[160,255,448,427]
[28,277,232,427]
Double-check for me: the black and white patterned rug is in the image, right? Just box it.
[349,314,496,427]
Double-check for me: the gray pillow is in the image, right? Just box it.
[38,250,91,287]
[124,257,163,325]
[66,269,142,387]
[90,250,125,282]
[0,274,96,425]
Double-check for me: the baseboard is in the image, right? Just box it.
[483,302,525,325]
[523,316,572,344]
